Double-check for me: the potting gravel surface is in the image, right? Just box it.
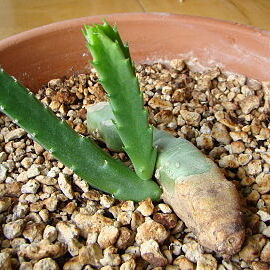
[1,60,270,270]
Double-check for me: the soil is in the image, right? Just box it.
[1,59,270,270]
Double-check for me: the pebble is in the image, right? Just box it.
[0,252,12,270]
[33,258,59,270]
[196,254,217,270]
[141,239,168,267]
[18,239,66,260]
[173,255,195,270]
[43,225,58,242]
[27,165,41,178]
[182,240,203,263]
[21,179,40,194]
[97,225,119,249]
[58,173,74,199]
[0,198,11,213]
[0,152,7,162]
[0,164,8,182]
[56,221,80,243]
[3,219,25,239]
[137,198,154,216]
[136,220,169,244]
[4,128,26,141]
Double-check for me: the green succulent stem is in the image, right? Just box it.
[0,69,161,201]
[87,102,213,192]
[83,21,157,180]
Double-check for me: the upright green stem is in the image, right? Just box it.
[83,22,157,180]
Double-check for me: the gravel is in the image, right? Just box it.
[0,59,270,269]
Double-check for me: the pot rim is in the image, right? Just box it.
[1,12,270,48]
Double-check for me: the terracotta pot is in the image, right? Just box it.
[0,13,270,92]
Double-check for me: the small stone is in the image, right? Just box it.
[58,173,74,199]
[33,142,44,155]
[39,209,49,222]
[21,157,33,169]
[73,177,89,192]
[247,190,260,204]
[48,78,62,88]
[86,232,98,245]
[18,239,66,260]
[13,202,29,219]
[56,221,80,243]
[254,174,270,194]
[27,165,41,178]
[261,242,270,263]
[140,239,168,267]
[262,226,270,237]
[44,195,58,212]
[238,154,252,166]
[131,211,145,230]
[230,131,248,142]
[23,223,46,242]
[17,171,28,182]
[78,244,103,267]
[19,262,33,270]
[117,211,132,225]
[196,134,214,150]
[154,110,173,124]
[62,201,77,214]
[137,198,154,216]
[21,179,40,194]
[196,254,217,270]
[116,227,134,250]
[239,234,266,262]
[4,128,26,141]
[100,194,115,208]
[248,160,262,175]
[212,123,231,144]
[180,110,201,127]
[33,258,59,270]
[219,155,239,168]
[97,225,119,249]
[153,213,178,229]
[262,153,270,165]
[43,225,58,242]
[67,238,83,257]
[173,255,195,270]
[229,141,245,154]
[120,259,136,270]
[100,252,121,267]
[3,219,25,239]
[63,256,83,270]
[36,175,57,185]
[72,213,113,238]
[120,201,135,212]
[0,164,8,183]
[251,261,270,270]
[49,100,61,111]
[0,252,12,270]
[0,152,7,162]
[149,97,173,110]
[170,59,185,71]
[239,95,260,114]
[11,238,26,250]
[170,240,182,256]
[0,198,11,213]
[136,220,169,244]
[182,240,203,263]
[157,203,172,213]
